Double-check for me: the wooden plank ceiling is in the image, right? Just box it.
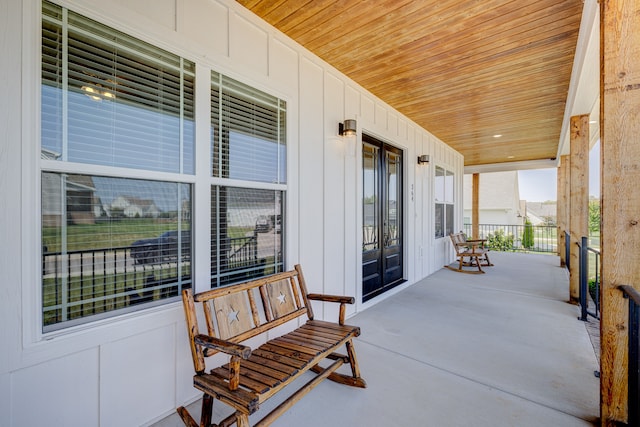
[236,0,584,168]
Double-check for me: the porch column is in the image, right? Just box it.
[568,115,589,304]
[601,0,640,424]
[472,173,479,239]
[557,155,570,266]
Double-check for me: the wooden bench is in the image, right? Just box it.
[445,232,493,274]
[177,264,366,427]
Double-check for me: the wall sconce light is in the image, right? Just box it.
[338,119,357,137]
[417,154,430,164]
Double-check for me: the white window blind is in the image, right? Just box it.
[41,1,195,173]
[211,71,286,183]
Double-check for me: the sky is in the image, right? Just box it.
[518,140,600,202]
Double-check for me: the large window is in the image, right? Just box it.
[435,166,455,238]
[41,1,194,331]
[210,72,286,287]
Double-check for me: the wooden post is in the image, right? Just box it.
[601,0,640,424]
[472,173,479,239]
[557,155,570,266]
[568,115,589,304]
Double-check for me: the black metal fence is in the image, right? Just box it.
[620,285,640,426]
[42,235,260,328]
[463,223,557,253]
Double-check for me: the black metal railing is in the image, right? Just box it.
[42,245,192,327]
[463,223,557,253]
[565,230,571,270]
[620,285,640,426]
[577,237,601,321]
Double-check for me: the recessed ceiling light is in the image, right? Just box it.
[493,134,502,138]
[507,155,515,159]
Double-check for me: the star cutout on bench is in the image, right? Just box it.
[277,292,286,305]
[227,307,240,324]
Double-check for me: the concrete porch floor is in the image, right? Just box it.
[154,252,599,427]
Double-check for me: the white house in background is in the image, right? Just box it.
[463,171,523,226]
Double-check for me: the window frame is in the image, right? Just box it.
[38,1,198,333]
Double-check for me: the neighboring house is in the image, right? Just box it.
[41,174,98,226]
[110,196,161,218]
[463,171,523,226]
[526,201,557,226]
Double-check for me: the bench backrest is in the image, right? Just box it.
[182,264,314,373]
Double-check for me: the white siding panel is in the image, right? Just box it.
[345,85,360,120]
[269,38,299,96]
[388,113,398,137]
[182,0,229,57]
[361,96,375,125]
[298,57,325,297]
[230,13,268,76]
[114,0,176,30]
[1,0,22,382]
[375,103,388,131]
[12,348,100,427]
[100,325,176,426]
[323,72,346,320]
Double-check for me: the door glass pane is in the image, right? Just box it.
[363,144,379,251]
[386,151,401,247]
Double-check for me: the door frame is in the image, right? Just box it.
[360,132,407,303]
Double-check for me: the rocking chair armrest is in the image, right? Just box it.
[465,238,486,244]
[194,334,252,359]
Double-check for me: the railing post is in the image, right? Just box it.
[578,236,588,321]
[629,293,639,426]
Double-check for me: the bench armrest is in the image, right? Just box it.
[194,334,252,359]
[307,293,355,325]
[307,293,355,304]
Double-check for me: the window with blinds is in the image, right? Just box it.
[210,72,286,287]
[435,166,455,238]
[211,72,286,183]
[41,1,195,173]
[40,1,194,331]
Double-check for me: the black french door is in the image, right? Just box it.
[362,135,404,302]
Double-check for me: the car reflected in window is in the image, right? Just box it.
[130,230,191,265]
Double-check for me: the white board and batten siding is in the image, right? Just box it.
[0,0,463,425]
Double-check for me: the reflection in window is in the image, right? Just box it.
[211,187,283,287]
[41,1,195,173]
[42,173,192,331]
[363,144,379,251]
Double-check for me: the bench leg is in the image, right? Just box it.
[177,393,214,427]
[310,341,367,388]
[345,340,366,387]
[235,412,250,427]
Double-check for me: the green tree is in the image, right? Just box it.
[522,219,534,249]
[589,199,600,234]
